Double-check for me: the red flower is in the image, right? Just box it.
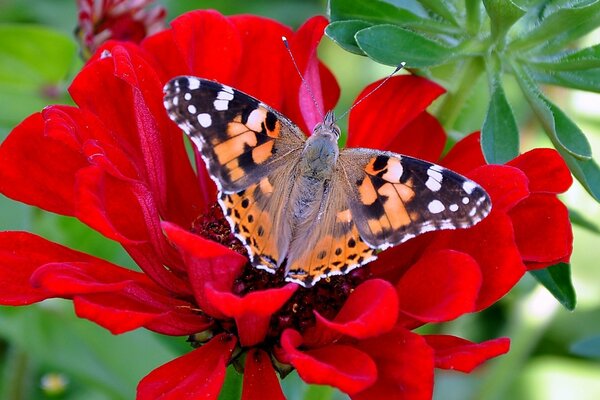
[0,10,572,400]
[76,0,166,58]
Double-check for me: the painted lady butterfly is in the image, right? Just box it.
[163,77,492,287]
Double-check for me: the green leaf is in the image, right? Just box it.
[569,208,600,234]
[512,62,592,160]
[529,44,600,71]
[304,384,335,400]
[530,263,576,311]
[559,147,600,202]
[571,335,600,359]
[509,1,600,53]
[482,0,526,42]
[528,67,600,93]
[416,0,460,26]
[482,77,520,164]
[355,24,455,67]
[219,367,243,400]
[325,20,372,55]
[328,0,421,25]
[0,24,76,126]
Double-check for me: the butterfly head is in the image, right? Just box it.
[312,110,340,141]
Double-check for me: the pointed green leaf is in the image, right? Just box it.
[417,0,460,26]
[530,263,576,311]
[512,62,592,160]
[355,24,455,67]
[571,336,600,359]
[569,208,600,234]
[559,147,600,202]
[483,0,526,41]
[328,0,421,24]
[482,77,520,164]
[528,67,600,93]
[509,1,600,53]
[529,44,600,71]
[325,20,372,55]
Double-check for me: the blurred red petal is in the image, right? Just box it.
[169,10,241,83]
[424,335,510,372]
[386,112,446,162]
[242,349,285,400]
[347,75,445,150]
[137,334,236,400]
[278,329,376,395]
[509,194,573,266]
[311,279,398,342]
[397,250,481,323]
[441,132,486,174]
[470,165,529,212]
[205,283,297,347]
[162,222,246,316]
[508,148,572,194]
[353,328,434,400]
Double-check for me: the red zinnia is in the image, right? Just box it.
[0,10,573,399]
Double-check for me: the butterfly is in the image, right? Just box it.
[163,76,492,288]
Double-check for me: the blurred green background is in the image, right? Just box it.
[0,1,599,399]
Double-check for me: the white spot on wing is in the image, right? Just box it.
[187,78,201,90]
[426,165,443,192]
[449,204,459,212]
[463,180,477,194]
[214,99,229,111]
[184,92,192,101]
[462,197,470,204]
[428,199,445,214]
[187,104,197,114]
[217,90,234,101]
[197,113,212,128]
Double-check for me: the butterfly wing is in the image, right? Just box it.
[163,76,306,193]
[163,76,306,271]
[284,171,377,287]
[338,148,492,249]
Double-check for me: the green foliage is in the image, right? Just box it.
[530,263,577,311]
[327,0,600,202]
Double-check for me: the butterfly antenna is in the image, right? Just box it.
[335,62,407,123]
[282,36,324,120]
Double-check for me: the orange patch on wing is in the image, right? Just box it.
[266,120,281,138]
[226,121,250,138]
[395,180,415,203]
[214,130,257,164]
[259,177,274,195]
[251,140,275,164]
[358,178,377,205]
[378,183,411,229]
[336,209,352,223]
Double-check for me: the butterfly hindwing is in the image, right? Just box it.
[339,148,492,249]
[163,76,305,193]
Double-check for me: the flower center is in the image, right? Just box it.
[191,203,372,343]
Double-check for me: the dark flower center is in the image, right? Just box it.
[191,203,372,345]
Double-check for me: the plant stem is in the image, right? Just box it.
[435,56,485,132]
[3,346,33,400]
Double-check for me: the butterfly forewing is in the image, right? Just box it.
[339,148,492,249]
[163,76,305,193]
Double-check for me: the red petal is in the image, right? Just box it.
[508,148,572,194]
[347,75,445,151]
[424,335,510,372]
[169,11,242,83]
[431,212,526,310]
[205,283,297,347]
[0,113,84,215]
[162,222,246,317]
[277,329,377,395]
[441,132,486,175]
[137,334,237,400]
[353,328,434,400]
[229,15,292,111]
[242,349,285,400]
[509,194,573,266]
[470,165,529,212]
[310,279,398,343]
[397,250,481,323]
[386,112,446,162]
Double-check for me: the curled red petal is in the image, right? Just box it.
[242,348,285,400]
[205,283,297,347]
[353,328,434,400]
[0,113,85,215]
[424,335,510,373]
[397,250,481,323]
[469,165,530,212]
[311,279,398,342]
[508,148,573,194]
[347,75,445,150]
[137,334,237,400]
[509,194,573,267]
[277,329,377,395]
[441,132,486,175]
[161,222,246,317]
